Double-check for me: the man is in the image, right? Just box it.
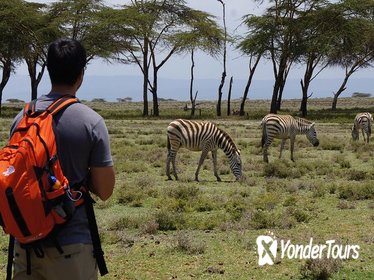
[10,38,115,279]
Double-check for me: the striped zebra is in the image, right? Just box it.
[166,119,242,181]
[261,114,320,162]
[352,112,373,143]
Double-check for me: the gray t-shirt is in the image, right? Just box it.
[11,93,113,246]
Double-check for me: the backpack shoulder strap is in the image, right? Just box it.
[6,236,14,280]
[46,96,80,116]
[23,99,38,117]
[83,191,108,276]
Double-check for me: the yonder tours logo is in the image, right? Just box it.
[256,234,360,266]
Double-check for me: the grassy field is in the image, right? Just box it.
[0,97,374,279]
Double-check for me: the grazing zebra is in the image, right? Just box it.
[352,112,373,143]
[166,119,242,181]
[261,114,320,162]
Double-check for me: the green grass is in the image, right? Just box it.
[1,98,374,279]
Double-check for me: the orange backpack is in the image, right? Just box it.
[0,97,82,244]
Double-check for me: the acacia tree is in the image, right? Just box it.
[329,0,374,110]
[216,0,227,117]
[49,0,117,61]
[176,11,223,117]
[0,0,26,114]
[21,2,61,100]
[113,0,223,116]
[237,18,268,116]
[245,0,325,114]
[244,1,296,113]
[296,0,332,117]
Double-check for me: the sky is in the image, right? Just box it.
[85,0,374,81]
[10,0,374,102]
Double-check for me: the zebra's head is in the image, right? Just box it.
[351,125,359,141]
[230,149,242,180]
[306,123,319,147]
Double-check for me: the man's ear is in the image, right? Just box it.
[75,69,85,90]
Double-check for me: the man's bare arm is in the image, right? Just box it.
[89,166,115,201]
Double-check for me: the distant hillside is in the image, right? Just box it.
[4,74,373,102]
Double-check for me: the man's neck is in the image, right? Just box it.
[50,85,77,96]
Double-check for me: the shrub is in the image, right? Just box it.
[140,220,159,235]
[287,207,311,223]
[283,195,297,207]
[250,209,275,229]
[338,182,374,200]
[337,200,355,210]
[167,185,200,200]
[263,162,302,178]
[347,170,367,181]
[155,209,185,231]
[175,231,206,254]
[300,258,341,280]
[334,155,351,169]
[108,215,143,230]
[225,194,249,221]
[253,192,280,210]
[116,184,144,207]
[311,183,327,198]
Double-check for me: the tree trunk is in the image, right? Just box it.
[189,49,195,117]
[143,38,149,116]
[152,67,159,117]
[217,0,227,117]
[239,55,261,116]
[270,62,286,114]
[227,76,233,116]
[300,60,313,117]
[300,78,310,117]
[217,71,225,116]
[276,82,284,111]
[331,74,350,111]
[26,58,46,101]
[0,59,12,116]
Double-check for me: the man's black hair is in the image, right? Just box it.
[47,38,87,86]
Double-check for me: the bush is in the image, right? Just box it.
[155,209,185,231]
[140,220,159,235]
[263,161,302,178]
[225,194,249,221]
[253,192,280,210]
[175,231,206,254]
[338,182,374,200]
[300,258,341,280]
[347,170,367,181]
[250,209,275,229]
[287,207,311,223]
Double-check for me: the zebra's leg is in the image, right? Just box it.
[166,150,173,180]
[263,138,271,163]
[195,150,209,181]
[290,137,295,161]
[211,150,221,182]
[279,139,286,159]
[368,125,371,143]
[168,150,179,180]
[362,129,367,143]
